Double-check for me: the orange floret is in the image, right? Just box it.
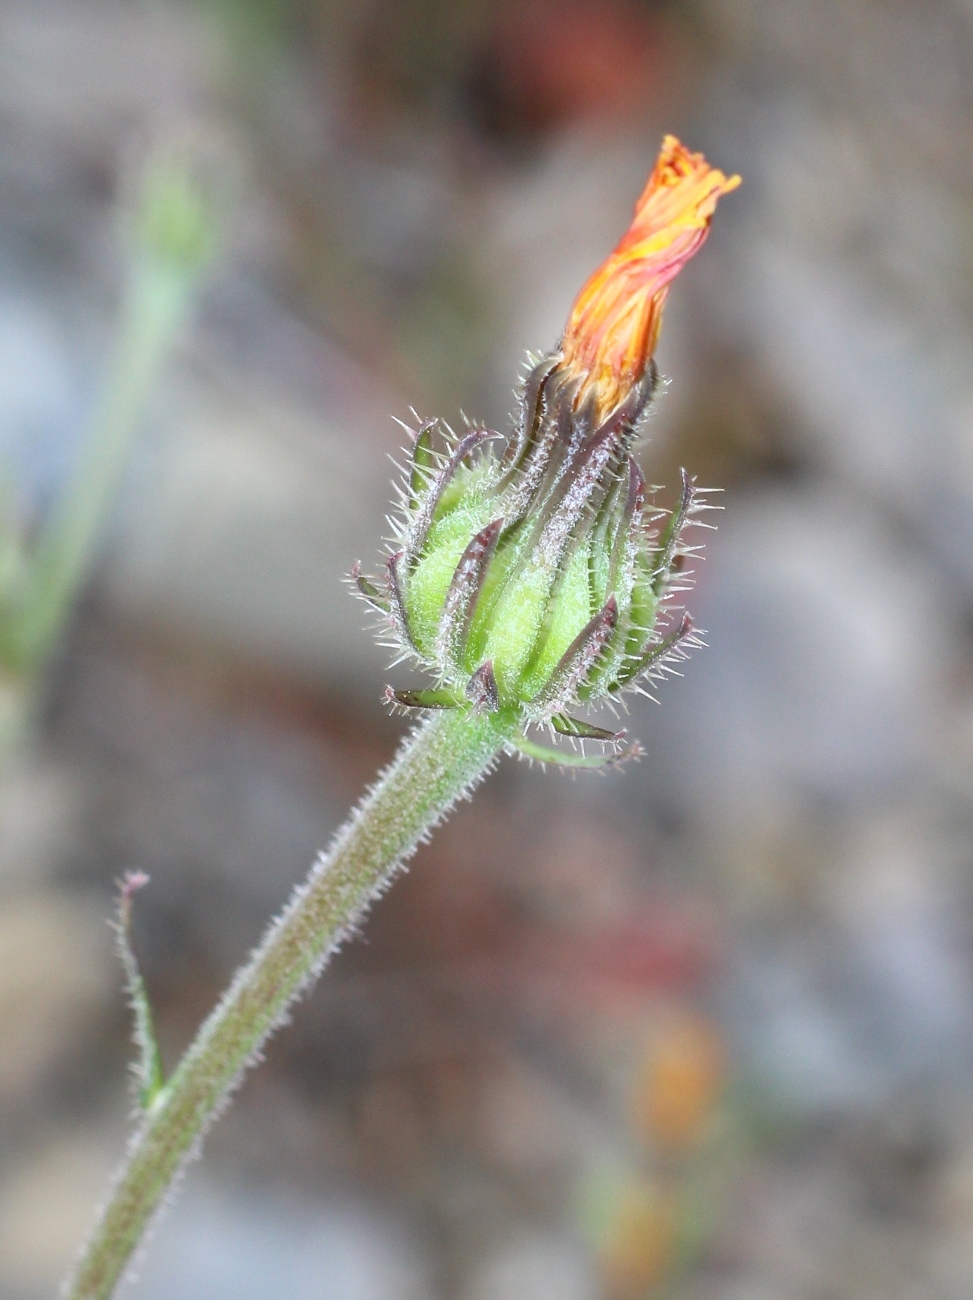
[561,135,740,422]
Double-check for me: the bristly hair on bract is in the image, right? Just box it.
[351,360,716,770]
[351,135,738,770]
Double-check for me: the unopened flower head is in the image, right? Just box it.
[354,136,739,766]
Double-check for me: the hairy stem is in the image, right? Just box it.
[66,706,518,1300]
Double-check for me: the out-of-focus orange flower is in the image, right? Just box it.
[631,1016,726,1150]
[599,1180,677,1299]
[561,135,740,423]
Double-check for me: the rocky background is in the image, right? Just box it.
[3,1,973,1297]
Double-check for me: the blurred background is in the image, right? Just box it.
[3,1,973,1297]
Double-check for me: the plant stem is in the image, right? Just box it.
[65,705,518,1300]
[24,260,193,665]
[0,261,196,755]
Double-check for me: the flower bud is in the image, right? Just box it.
[131,136,224,281]
[355,137,739,763]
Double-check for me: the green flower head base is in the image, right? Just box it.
[353,136,739,770]
[354,360,711,769]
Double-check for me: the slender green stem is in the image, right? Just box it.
[65,706,518,1300]
[22,261,193,665]
[0,261,196,757]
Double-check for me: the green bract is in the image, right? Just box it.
[354,353,710,767]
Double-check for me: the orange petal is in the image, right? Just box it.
[561,135,740,422]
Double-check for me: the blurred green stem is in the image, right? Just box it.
[65,706,517,1300]
[21,260,193,665]
[0,144,217,752]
